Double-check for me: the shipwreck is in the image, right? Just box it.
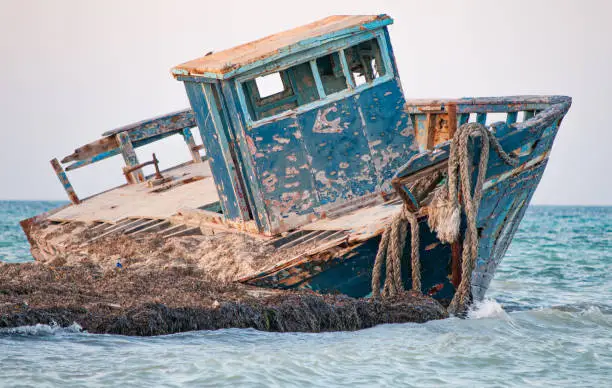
[20,14,571,315]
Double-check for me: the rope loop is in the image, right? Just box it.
[372,121,519,316]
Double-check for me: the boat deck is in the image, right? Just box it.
[49,162,219,224]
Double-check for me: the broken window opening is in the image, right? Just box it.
[240,37,389,123]
[255,72,285,98]
[316,52,347,95]
[345,38,386,87]
[242,62,317,121]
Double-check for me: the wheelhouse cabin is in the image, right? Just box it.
[172,14,417,235]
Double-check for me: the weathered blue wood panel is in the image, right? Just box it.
[102,109,195,142]
[50,158,80,204]
[247,115,318,230]
[298,97,378,205]
[219,79,271,232]
[356,79,415,190]
[183,81,245,220]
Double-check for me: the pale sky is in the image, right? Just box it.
[1,0,610,205]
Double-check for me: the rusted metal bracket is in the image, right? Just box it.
[122,153,163,184]
[117,132,144,183]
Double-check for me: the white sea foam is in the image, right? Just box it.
[0,322,83,336]
[467,298,510,320]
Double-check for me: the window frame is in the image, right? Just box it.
[235,30,394,128]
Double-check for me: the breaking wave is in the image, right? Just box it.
[467,298,510,320]
[0,322,83,336]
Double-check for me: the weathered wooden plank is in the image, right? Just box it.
[164,226,202,239]
[102,109,195,140]
[219,79,270,229]
[476,112,487,125]
[172,15,393,80]
[524,110,536,121]
[130,220,171,236]
[405,96,571,116]
[116,132,144,183]
[64,131,178,172]
[61,137,119,164]
[65,148,121,172]
[181,128,201,163]
[310,59,326,98]
[50,158,80,204]
[506,111,518,125]
[447,103,457,139]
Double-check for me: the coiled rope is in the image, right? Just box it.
[372,122,518,315]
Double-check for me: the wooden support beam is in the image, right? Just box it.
[50,158,80,205]
[425,113,436,149]
[447,103,457,139]
[102,109,195,141]
[86,218,143,243]
[116,132,144,183]
[476,112,487,126]
[506,111,518,125]
[164,226,202,239]
[130,220,170,236]
[310,59,326,98]
[181,128,201,163]
[524,110,536,121]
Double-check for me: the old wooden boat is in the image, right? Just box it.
[21,15,570,311]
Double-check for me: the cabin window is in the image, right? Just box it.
[316,52,347,95]
[344,38,386,87]
[239,35,391,123]
[241,62,317,121]
[255,72,285,98]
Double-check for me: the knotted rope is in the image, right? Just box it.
[429,122,519,314]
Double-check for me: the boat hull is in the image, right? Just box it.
[241,98,569,304]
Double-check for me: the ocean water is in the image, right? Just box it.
[0,202,610,387]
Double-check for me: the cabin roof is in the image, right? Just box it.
[171,14,392,79]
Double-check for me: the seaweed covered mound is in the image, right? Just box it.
[0,263,447,336]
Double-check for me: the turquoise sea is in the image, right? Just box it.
[0,201,610,387]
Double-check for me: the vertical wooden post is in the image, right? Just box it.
[476,112,487,126]
[339,49,355,89]
[310,59,326,98]
[447,103,457,139]
[459,113,470,126]
[50,158,80,204]
[116,132,144,183]
[524,110,536,121]
[425,113,436,149]
[182,128,201,163]
[506,111,518,125]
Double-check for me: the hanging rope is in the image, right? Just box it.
[429,122,519,315]
[372,121,518,316]
[371,206,420,299]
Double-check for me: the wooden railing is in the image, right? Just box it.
[404,95,571,151]
[51,109,204,204]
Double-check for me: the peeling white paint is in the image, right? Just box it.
[312,106,345,134]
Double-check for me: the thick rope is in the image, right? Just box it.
[435,122,519,315]
[371,122,517,310]
[371,207,420,299]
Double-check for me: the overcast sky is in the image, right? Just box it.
[1,0,610,204]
